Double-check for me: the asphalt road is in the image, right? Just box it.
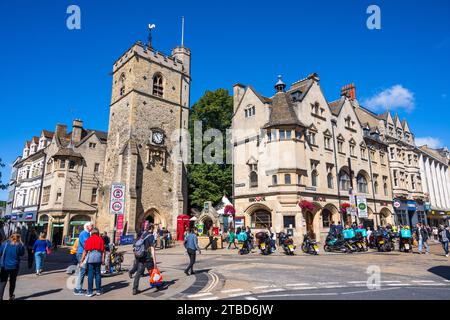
[3,242,450,300]
[181,243,450,300]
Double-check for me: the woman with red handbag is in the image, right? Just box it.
[32,232,52,276]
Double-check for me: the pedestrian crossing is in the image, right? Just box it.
[187,279,450,300]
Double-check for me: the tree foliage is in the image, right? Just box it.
[187,89,233,210]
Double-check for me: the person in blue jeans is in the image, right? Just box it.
[32,232,51,276]
[0,233,25,300]
[74,222,93,296]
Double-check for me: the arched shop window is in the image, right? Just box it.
[251,211,272,229]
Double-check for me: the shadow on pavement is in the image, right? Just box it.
[140,279,178,293]
[192,269,211,274]
[16,288,63,300]
[102,280,129,293]
[19,248,73,276]
[427,265,450,280]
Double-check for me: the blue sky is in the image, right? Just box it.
[1,0,449,200]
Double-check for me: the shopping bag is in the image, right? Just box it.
[149,268,163,288]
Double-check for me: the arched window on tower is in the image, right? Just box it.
[152,73,164,97]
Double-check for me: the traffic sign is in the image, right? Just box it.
[110,183,125,215]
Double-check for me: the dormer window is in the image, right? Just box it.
[152,73,164,97]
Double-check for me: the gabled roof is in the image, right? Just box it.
[354,106,381,130]
[402,119,411,133]
[394,114,403,128]
[328,97,345,116]
[31,136,39,144]
[263,91,304,129]
[41,130,54,139]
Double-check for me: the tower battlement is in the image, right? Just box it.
[112,41,189,75]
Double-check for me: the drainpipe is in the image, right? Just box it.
[331,119,343,224]
[78,160,98,217]
[367,143,378,229]
[36,152,47,229]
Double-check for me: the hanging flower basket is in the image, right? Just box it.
[224,205,236,216]
[340,202,351,214]
[298,200,314,211]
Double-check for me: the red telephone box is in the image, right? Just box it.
[177,215,190,241]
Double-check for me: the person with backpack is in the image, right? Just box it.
[0,233,25,300]
[32,232,51,276]
[74,222,93,296]
[184,227,201,276]
[79,228,105,297]
[129,224,157,295]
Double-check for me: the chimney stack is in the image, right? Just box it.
[72,119,83,144]
[341,83,356,100]
[55,123,67,139]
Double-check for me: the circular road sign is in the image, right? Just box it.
[112,201,123,212]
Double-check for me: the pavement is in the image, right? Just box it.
[2,240,450,300]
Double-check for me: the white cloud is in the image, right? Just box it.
[363,85,415,112]
[415,137,442,148]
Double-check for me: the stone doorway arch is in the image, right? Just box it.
[301,202,322,240]
[380,207,392,227]
[244,203,273,231]
[138,208,166,232]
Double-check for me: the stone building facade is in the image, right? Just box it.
[96,40,190,238]
[232,75,394,243]
[38,120,107,245]
[418,146,450,226]
[11,130,53,228]
[377,113,426,226]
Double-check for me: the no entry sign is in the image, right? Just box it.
[110,183,125,215]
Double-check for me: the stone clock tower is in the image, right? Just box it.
[97,36,191,237]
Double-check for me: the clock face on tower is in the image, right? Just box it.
[152,131,164,145]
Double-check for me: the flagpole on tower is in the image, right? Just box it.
[181,16,185,47]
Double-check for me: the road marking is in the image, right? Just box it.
[381,280,401,283]
[258,292,338,298]
[228,291,252,298]
[259,288,285,293]
[445,280,450,283]
[318,282,339,285]
[341,287,400,295]
[221,289,243,293]
[202,271,219,293]
[245,296,258,300]
[415,283,446,286]
[322,285,344,289]
[348,281,367,284]
[412,280,435,283]
[386,283,411,286]
[285,283,310,287]
[253,285,272,289]
[200,296,219,300]
[188,292,213,298]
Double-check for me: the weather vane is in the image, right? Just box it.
[148,23,156,48]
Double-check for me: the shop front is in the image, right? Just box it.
[66,215,92,245]
[427,209,450,227]
[393,199,427,227]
